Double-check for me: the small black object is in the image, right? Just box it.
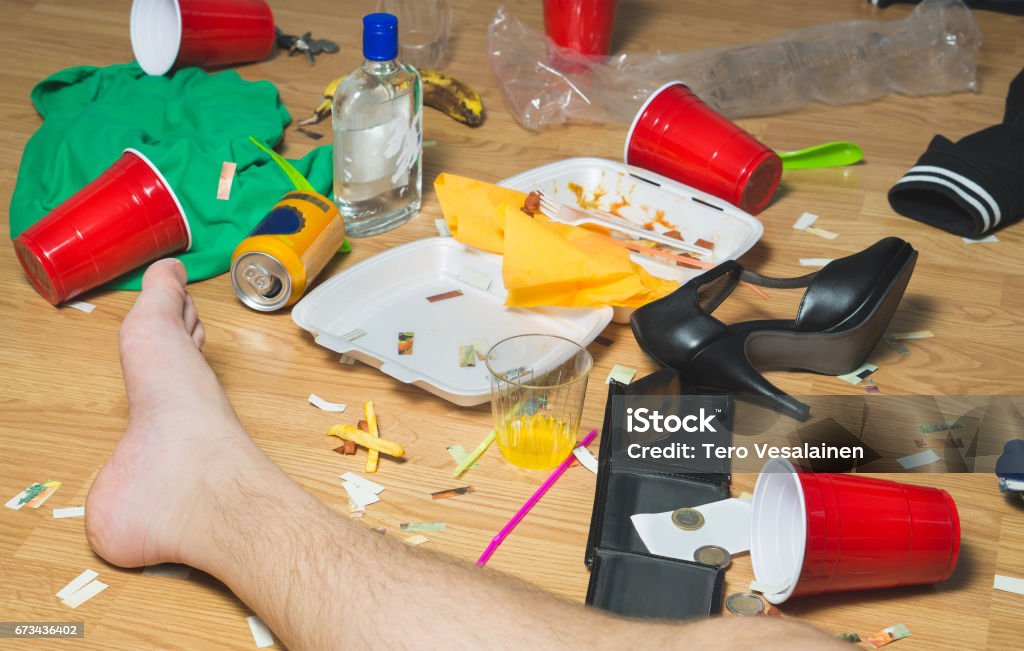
[888,68,1024,238]
[629,238,917,421]
[996,439,1024,482]
[275,28,340,66]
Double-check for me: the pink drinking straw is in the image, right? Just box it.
[476,428,599,567]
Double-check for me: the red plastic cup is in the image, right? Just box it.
[130,0,275,76]
[13,149,192,306]
[543,0,618,56]
[624,81,782,215]
[750,458,960,604]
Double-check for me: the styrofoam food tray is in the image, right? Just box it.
[292,237,613,406]
[499,157,763,320]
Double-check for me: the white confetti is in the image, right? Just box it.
[217,161,237,201]
[435,218,452,237]
[799,258,834,267]
[53,506,85,519]
[963,234,998,244]
[64,301,96,313]
[247,614,274,648]
[994,575,1024,596]
[792,212,818,231]
[605,364,637,385]
[572,447,599,474]
[56,569,99,601]
[341,472,385,495]
[308,393,347,412]
[62,580,107,609]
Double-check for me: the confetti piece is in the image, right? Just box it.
[749,580,790,595]
[805,225,839,240]
[605,364,638,385]
[342,481,380,510]
[423,140,438,148]
[887,330,934,340]
[426,289,463,303]
[343,440,357,455]
[403,534,429,546]
[397,332,415,356]
[26,480,61,508]
[454,430,497,477]
[435,218,452,237]
[447,444,478,469]
[296,127,324,140]
[247,615,274,648]
[799,258,834,267]
[572,447,599,474]
[53,506,85,519]
[834,632,861,643]
[792,212,818,230]
[217,161,237,200]
[400,522,446,532]
[143,564,192,580]
[866,624,911,648]
[594,335,614,346]
[364,400,381,474]
[339,354,356,365]
[459,344,477,367]
[308,393,347,412]
[837,363,877,385]
[373,527,387,535]
[341,328,367,342]
[918,419,963,434]
[963,234,998,244]
[472,338,490,360]
[431,486,475,500]
[62,580,108,609]
[914,437,963,449]
[457,268,492,290]
[341,472,385,495]
[64,300,96,313]
[993,574,1024,595]
[883,336,910,356]
[6,481,58,510]
[896,449,941,469]
[57,570,99,600]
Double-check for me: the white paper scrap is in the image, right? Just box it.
[217,161,237,201]
[247,615,274,648]
[837,362,877,385]
[65,300,96,314]
[308,393,347,413]
[143,564,192,580]
[403,534,429,546]
[435,218,452,237]
[994,574,1024,595]
[53,506,85,519]
[62,579,107,608]
[457,268,492,291]
[792,212,818,231]
[605,364,638,385]
[887,330,934,340]
[573,447,599,474]
[341,472,384,495]
[342,481,380,510]
[963,234,998,244]
[799,258,834,267]
[56,569,99,600]
[630,498,752,561]
[805,226,839,240]
[896,449,942,469]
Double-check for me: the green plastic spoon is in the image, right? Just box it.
[778,141,864,170]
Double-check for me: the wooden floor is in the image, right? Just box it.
[2,0,1023,648]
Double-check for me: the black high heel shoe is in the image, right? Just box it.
[630,237,918,420]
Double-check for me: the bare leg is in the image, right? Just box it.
[86,259,845,650]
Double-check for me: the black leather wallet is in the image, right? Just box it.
[584,369,735,619]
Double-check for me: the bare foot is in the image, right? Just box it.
[86,259,265,569]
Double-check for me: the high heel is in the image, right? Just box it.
[630,237,918,420]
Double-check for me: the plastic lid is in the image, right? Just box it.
[363,13,398,61]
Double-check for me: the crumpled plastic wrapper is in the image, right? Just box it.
[488,0,981,131]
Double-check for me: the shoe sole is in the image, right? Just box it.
[744,250,918,376]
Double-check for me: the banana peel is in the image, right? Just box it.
[297,68,484,128]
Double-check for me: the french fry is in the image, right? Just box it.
[326,424,405,458]
[364,401,380,472]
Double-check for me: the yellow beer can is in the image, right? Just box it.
[230,191,346,311]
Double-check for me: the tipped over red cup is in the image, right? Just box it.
[625,81,781,215]
[130,0,275,76]
[750,458,961,604]
[13,149,192,305]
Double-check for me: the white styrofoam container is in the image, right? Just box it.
[292,237,614,406]
[499,157,764,322]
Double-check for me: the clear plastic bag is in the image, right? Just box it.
[488,0,981,131]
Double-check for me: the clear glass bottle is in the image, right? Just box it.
[332,13,422,237]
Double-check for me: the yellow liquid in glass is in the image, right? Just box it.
[496,413,577,470]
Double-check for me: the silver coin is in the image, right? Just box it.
[693,544,732,568]
[671,507,704,531]
[725,592,765,616]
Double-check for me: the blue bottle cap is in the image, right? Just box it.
[363,13,398,62]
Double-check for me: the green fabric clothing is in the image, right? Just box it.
[9,62,333,289]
